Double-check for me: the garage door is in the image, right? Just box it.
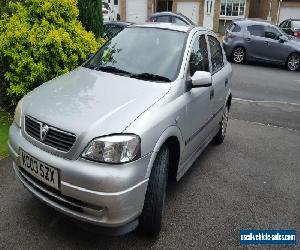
[279,7,300,24]
[126,0,148,23]
[177,1,200,25]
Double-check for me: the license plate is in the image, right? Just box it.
[20,150,60,190]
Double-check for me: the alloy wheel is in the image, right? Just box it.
[233,47,245,63]
[287,54,300,71]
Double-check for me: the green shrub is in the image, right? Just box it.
[78,0,103,39]
[0,0,99,108]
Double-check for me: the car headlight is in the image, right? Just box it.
[14,98,23,128]
[82,134,141,163]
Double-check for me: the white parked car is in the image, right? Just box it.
[103,2,114,22]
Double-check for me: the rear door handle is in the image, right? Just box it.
[245,38,251,42]
[265,41,271,46]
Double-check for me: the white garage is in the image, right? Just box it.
[126,0,148,23]
[176,1,200,25]
[279,6,300,24]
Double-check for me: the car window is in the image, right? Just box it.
[86,27,186,81]
[104,26,123,40]
[156,16,171,23]
[189,35,210,76]
[247,25,264,37]
[208,36,224,74]
[292,21,300,29]
[264,26,282,40]
[231,23,241,32]
[279,21,286,28]
[173,17,187,25]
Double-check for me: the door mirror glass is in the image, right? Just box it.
[191,71,212,87]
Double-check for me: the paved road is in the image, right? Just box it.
[0,64,299,249]
[231,63,300,131]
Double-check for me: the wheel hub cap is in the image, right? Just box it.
[288,55,300,71]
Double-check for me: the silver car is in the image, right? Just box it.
[9,23,232,236]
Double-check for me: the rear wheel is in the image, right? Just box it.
[287,53,300,71]
[213,105,229,144]
[139,145,169,236]
[231,47,245,64]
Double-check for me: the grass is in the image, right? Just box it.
[0,108,13,159]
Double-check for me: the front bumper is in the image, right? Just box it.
[9,123,150,231]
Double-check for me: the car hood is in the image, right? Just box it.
[23,67,171,137]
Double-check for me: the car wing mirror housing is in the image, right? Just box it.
[279,35,287,43]
[190,71,212,88]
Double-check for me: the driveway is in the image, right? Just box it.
[0,63,299,249]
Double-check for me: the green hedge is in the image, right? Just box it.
[0,0,100,108]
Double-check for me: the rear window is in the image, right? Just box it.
[292,21,300,29]
[229,23,241,32]
[247,25,264,37]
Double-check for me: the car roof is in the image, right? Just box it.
[233,18,272,26]
[151,11,183,17]
[132,22,198,32]
[103,21,134,27]
[150,11,195,24]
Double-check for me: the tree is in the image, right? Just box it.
[78,0,103,38]
[0,0,99,108]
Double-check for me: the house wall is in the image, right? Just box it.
[248,0,279,23]
[172,0,205,26]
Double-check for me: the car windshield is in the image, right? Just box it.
[84,27,186,82]
[292,21,300,29]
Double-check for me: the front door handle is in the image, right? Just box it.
[265,41,271,46]
[210,88,214,100]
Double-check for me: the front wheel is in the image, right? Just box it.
[213,105,229,144]
[287,53,300,71]
[139,146,169,236]
[231,47,245,64]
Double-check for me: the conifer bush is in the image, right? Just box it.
[0,0,99,107]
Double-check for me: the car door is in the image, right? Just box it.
[208,35,227,117]
[245,24,267,61]
[182,33,212,155]
[263,25,288,63]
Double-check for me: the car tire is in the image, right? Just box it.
[139,145,169,236]
[213,105,229,144]
[231,47,245,64]
[286,53,300,71]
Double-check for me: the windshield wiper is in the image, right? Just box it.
[95,65,132,76]
[130,73,171,82]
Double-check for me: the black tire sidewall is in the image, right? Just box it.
[139,146,169,236]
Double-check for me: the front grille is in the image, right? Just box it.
[25,116,76,152]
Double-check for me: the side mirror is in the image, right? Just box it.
[279,35,287,43]
[191,71,212,88]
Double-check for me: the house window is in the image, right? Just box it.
[220,0,246,17]
[206,0,213,15]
